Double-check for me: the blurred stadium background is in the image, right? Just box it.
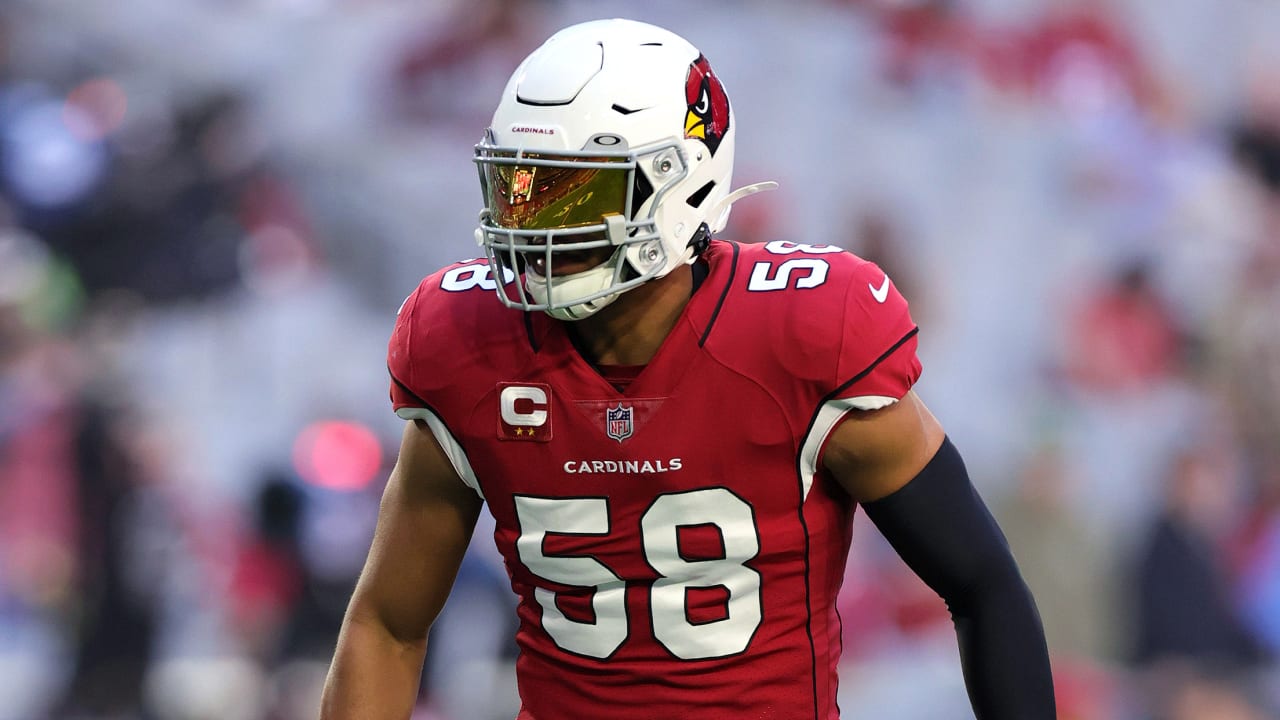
[1,0,1279,718]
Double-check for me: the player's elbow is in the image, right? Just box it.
[344,594,431,655]
[939,553,1036,622]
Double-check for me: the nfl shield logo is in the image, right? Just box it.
[605,404,633,443]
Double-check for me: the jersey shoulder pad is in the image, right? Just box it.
[713,241,921,405]
[387,259,522,414]
[824,248,921,405]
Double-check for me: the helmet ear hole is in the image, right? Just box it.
[685,180,716,208]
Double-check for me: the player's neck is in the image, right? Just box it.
[567,264,694,367]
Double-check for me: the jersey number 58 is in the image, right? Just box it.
[513,488,762,661]
[746,241,842,292]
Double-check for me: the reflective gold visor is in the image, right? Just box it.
[480,153,630,230]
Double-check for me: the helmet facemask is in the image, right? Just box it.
[475,135,694,320]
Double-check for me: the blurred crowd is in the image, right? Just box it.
[0,1,1278,718]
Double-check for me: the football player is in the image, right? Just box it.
[322,18,1055,719]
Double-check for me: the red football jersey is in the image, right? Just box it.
[387,240,922,720]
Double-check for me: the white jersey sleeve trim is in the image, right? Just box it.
[845,394,898,411]
[396,407,484,500]
[799,395,900,501]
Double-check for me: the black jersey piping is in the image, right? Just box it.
[796,326,922,477]
[832,326,918,397]
[390,369,429,407]
[797,499,821,720]
[523,311,541,353]
[791,323,920,720]
[698,240,740,347]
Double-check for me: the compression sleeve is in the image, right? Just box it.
[861,437,1057,719]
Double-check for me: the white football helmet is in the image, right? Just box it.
[474,18,774,320]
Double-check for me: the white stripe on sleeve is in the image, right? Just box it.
[798,395,898,501]
[396,407,484,500]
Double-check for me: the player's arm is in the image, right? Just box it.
[320,418,484,719]
[822,391,1056,719]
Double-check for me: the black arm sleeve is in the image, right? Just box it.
[861,437,1056,719]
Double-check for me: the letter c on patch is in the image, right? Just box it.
[500,385,548,427]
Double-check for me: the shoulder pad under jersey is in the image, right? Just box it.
[704,240,921,408]
[387,259,524,415]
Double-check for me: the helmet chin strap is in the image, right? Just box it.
[708,181,779,233]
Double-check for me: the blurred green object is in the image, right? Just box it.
[0,228,85,334]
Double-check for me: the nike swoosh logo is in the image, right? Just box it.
[869,274,891,303]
